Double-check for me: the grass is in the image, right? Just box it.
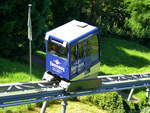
[36,50,46,57]
[44,101,108,113]
[0,104,35,113]
[100,37,150,75]
[0,57,44,83]
[0,101,108,113]
[23,101,108,113]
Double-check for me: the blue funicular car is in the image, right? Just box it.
[44,20,101,91]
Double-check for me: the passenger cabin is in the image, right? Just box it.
[45,20,100,80]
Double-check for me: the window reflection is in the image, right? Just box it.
[70,35,99,75]
[48,41,67,59]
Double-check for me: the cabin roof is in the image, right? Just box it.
[45,20,98,44]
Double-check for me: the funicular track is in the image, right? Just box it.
[0,72,149,107]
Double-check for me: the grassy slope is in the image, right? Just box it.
[0,58,44,83]
[100,37,150,74]
[0,101,108,113]
[24,101,108,113]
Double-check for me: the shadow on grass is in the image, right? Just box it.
[100,37,150,68]
[106,37,150,53]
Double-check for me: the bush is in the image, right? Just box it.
[124,0,150,39]
[78,92,126,113]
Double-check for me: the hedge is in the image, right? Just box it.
[77,92,128,113]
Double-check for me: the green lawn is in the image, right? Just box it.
[100,37,150,75]
[42,101,108,113]
[0,101,108,113]
[0,58,44,83]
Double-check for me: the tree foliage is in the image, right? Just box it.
[0,0,149,59]
[124,0,150,38]
[0,0,50,58]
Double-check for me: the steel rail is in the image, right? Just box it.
[0,72,149,107]
[0,80,149,108]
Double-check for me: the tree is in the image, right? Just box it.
[50,0,88,27]
[124,0,150,38]
[0,0,51,59]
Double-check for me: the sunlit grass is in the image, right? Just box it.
[36,50,46,57]
[100,37,150,75]
[22,101,108,113]
[0,104,36,113]
[0,101,108,113]
[0,72,37,83]
[47,101,108,113]
[0,57,44,83]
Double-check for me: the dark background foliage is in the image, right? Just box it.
[0,0,149,59]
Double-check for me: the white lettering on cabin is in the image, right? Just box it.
[50,61,65,72]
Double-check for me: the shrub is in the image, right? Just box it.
[78,92,126,113]
[124,0,150,39]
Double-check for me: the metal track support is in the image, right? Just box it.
[127,88,134,101]
[146,88,149,105]
[61,99,68,113]
[40,101,48,113]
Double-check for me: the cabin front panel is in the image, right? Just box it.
[45,39,69,80]
[46,54,69,80]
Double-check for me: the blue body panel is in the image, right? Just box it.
[46,53,69,80]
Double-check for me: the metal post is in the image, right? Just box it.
[146,88,149,105]
[127,88,134,101]
[29,40,32,80]
[40,101,48,113]
[28,4,32,81]
[61,99,68,113]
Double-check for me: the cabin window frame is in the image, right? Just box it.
[70,34,99,76]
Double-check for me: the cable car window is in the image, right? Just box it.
[88,35,99,63]
[71,46,77,62]
[86,39,91,57]
[78,42,85,72]
[48,41,67,59]
[70,35,99,75]
[71,45,77,74]
[71,41,85,74]
[78,42,84,59]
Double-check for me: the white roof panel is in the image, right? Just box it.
[45,20,98,43]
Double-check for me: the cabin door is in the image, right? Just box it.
[70,35,99,78]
